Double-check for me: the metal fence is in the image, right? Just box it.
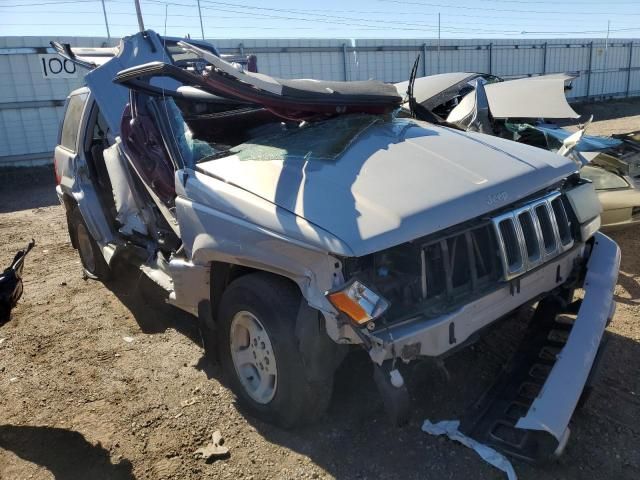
[1,35,639,168]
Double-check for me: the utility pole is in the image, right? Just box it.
[437,12,441,73]
[163,3,168,36]
[100,0,111,42]
[134,0,145,33]
[197,0,205,40]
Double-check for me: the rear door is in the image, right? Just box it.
[56,91,120,258]
[55,90,88,190]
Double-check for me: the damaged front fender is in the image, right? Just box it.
[174,169,354,343]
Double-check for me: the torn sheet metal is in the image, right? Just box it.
[485,75,579,119]
[50,42,119,69]
[446,79,492,134]
[395,72,477,104]
[85,31,180,136]
[175,40,402,121]
[422,419,517,480]
[102,142,149,236]
[536,125,622,151]
[506,123,623,153]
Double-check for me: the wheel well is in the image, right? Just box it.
[203,262,346,376]
[209,262,299,325]
[61,193,77,212]
[61,193,79,248]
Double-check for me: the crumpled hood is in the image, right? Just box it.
[197,118,577,256]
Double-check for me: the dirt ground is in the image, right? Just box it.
[1,100,640,480]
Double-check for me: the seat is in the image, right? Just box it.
[120,102,176,206]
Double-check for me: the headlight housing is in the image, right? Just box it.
[565,181,602,240]
[326,279,389,325]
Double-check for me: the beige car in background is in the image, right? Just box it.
[581,164,640,230]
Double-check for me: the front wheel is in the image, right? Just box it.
[217,272,333,428]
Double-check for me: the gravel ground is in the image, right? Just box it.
[572,97,640,136]
[1,100,640,480]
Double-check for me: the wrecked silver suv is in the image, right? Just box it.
[53,31,619,461]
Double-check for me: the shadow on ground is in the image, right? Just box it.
[0,425,135,480]
[104,261,202,344]
[103,260,220,381]
[0,183,59,214]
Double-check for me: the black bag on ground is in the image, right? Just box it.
[0,239,35,324]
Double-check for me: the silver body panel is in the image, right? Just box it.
[483,75,580,119]
[516,232,620,441]
[197,119,577,257]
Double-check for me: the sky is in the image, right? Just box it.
[1,0,640,40]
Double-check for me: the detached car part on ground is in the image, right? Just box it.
[53,31,619,461]
[398,72,640,230]
[0,240,35,324]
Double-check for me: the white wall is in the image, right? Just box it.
[0,35,638,167]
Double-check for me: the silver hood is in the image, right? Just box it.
[197,118,577,256]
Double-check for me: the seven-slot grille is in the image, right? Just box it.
[415,191,575,306]
[492,191,574,280]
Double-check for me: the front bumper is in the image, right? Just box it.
[514,232,620,442]
[367,243,586,363]
[369,232,619,458]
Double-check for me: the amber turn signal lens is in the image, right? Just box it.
[326,280,389,325]
[327,290,370,324]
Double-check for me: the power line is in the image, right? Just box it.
[1,9,258,20]
[175,0,640,35]
[3,18,634,36]
[378,0,640,17]
[0,0,100,6]
[173,0,640,27]
[2,0,631,28]
[3,6,634,30]
[480,0,638,4]
[7,8,639,34]
[138,0,440,32]
[136,0,620,35]
[1,0,637,37]
[277,5,636,25]
[0,21,311,29]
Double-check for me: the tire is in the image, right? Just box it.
[70,208,110,281]
[218,272,333,428]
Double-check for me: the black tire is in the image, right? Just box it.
[70,208,110,281]
[218,272,333,428]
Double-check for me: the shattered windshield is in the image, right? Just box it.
[199,114,383,164]
[161,98,218,167]
[158,92,385,167]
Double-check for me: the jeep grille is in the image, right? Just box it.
[417,191,575,305]
[491,191,574,280]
